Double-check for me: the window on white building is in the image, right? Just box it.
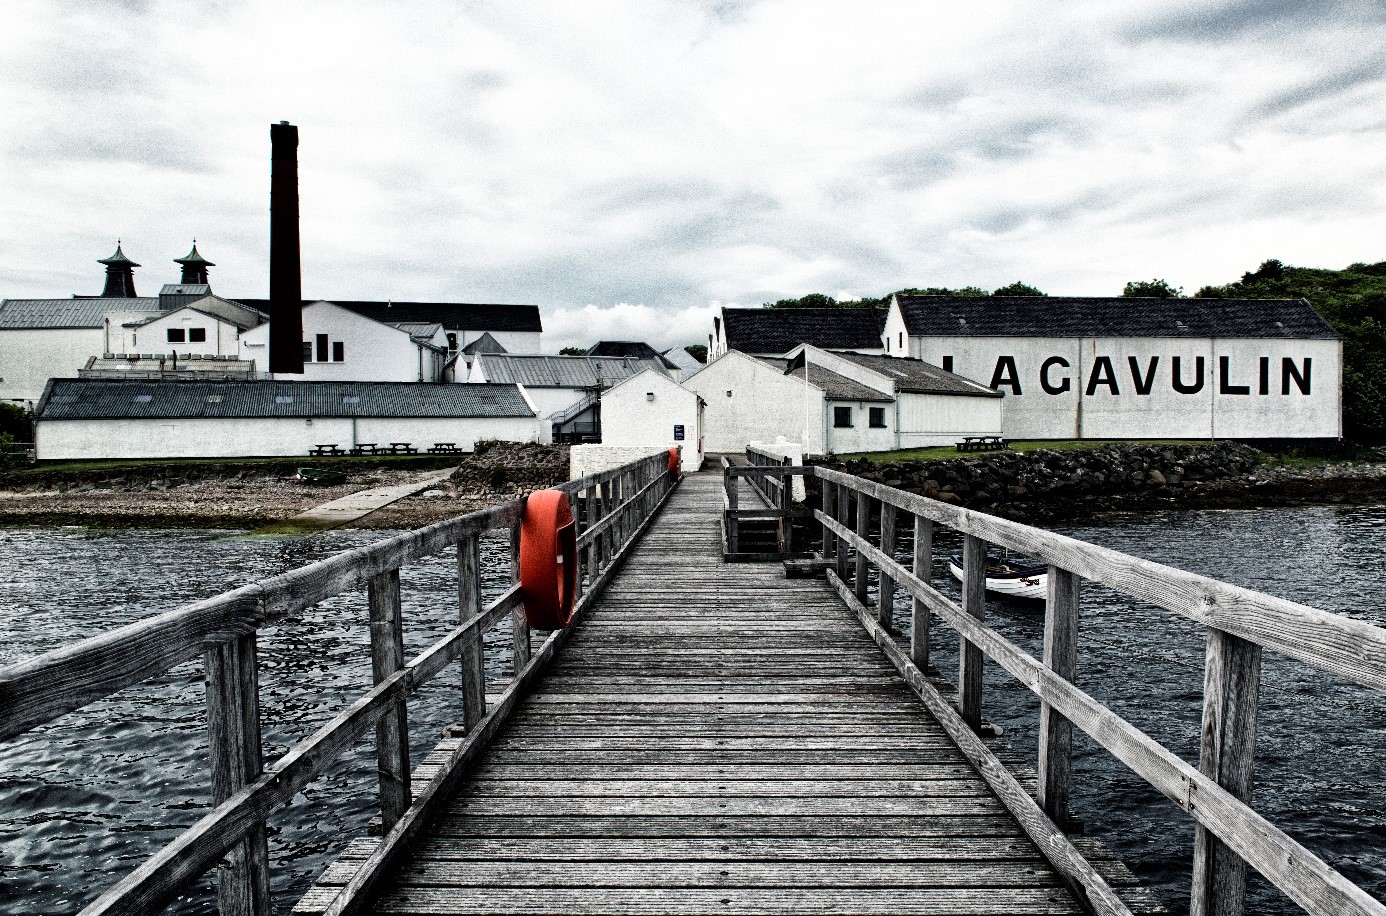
[316,334,329,362]
[333,341,345,362]
[869,407,887,428]
[301,342,312,362]
[189,328,206,342]
[167,328,185,342]
[833,406,853,428]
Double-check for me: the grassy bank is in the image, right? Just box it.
[836,439,1209,464]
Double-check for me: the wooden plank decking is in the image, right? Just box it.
[301,473,1153,915]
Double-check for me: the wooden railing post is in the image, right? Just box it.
[877,502,896,630]
[853,492,872,606]
[725,467,739,554]
[820,479,835,563]
[1191,629,1262,916]
[601,479,615,564]
[509,521,530,671]
[456,534,486,730]
[834,484,850,581]
[911,515,933,672]
[585,482,600,580]
[1038,567,1079,829]
[959,534,987,730]
[368,569,411,832]
[204,633,270,916]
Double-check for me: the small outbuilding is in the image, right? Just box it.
[34,379,538,460]
[598,368,704,473]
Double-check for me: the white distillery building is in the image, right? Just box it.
[882,295,1343,440]
[599,368,705,474]
[468,353,672,443]
[685,345,1001,456]
[34,379,538,460]
[239,301,451,383]
[709,307,887,359]
[235,298,543,363]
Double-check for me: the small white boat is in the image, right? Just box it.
[948,553,1048,600]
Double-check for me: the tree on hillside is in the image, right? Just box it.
[1193,258,1386,441]
[992,281,1046,296]
[1121,279,1183,298]
[896,286,988,298]
[763,293,885,309]
[684,344,708,363]
[559,346,585,356]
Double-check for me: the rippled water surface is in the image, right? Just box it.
[4,506,1386,915]
[0,526,516,915]
[900,505,1386,915]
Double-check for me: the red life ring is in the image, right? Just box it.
[519,489,578,629]
[668,446,681,476]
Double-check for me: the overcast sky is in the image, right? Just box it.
[2,0,1384,352]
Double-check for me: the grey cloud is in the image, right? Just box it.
[1243,61,1386,122]
[9,120,212,172]
[1122,0,1347,44]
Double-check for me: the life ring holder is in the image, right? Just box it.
[519,489,578,629]
[668,446,681,476]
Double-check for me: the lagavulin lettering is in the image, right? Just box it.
[983,355,1312,396]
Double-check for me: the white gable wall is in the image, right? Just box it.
[125,308,244,357]
[600,369,704,473]
[684,351,827,455]
[897,393,1004,448]
[882,297,911,357]
[240,302,439,382]
[0,328,104,406]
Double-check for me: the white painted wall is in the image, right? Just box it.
[600,369,704,473]
[125,308,244,357]
[914,334,1342,440]
[35,415,538,460]
[684,351,826,455]
[896,392,1004,448]
[823,400,896,454]
[569,445,666,480]
[882,298,910,356]
[240,301,443,382]
[0,328,104,406]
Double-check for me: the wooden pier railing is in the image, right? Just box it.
[732,456,1386,916]
[721,452,812,561]
[0,450,677,916]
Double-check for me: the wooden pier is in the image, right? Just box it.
[3,450,1386,916]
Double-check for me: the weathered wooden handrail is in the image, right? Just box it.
[0,450,678,916]
[812,463,1386,916]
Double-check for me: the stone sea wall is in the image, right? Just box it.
[814,442,1386,522]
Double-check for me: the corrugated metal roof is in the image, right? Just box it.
[896,296,1338,340]
[36,379,535,420]
[0,298,160,329]
[389,321,444,340]
[722,307,885,354]
[805,366,894,402]
[829,352,1002,398]
[475,354,669,388]
[160,284,211,297]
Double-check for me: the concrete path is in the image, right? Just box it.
[252,471,454,535]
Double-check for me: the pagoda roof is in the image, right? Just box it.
[98,242,140,267]
[174,241,214,267]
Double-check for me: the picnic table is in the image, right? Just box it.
[388,442,418,455]
[427,442,461,454]
[349,443,378,456]
[309,444,344,456]
[956,435,1009,452]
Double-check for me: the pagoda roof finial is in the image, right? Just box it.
[174,240,214,267]
[98,241,140,267]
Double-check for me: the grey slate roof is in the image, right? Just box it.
[0,298,160,329]
[232,299,543,332]
[474,354,669,388]
[753,356,894,402]
[586,340,680,370]
[462,332,508,355]
[829,352,1002,398]
[36,379,535,420]
[895,295,1338,340]
[721,307,885,355]
[160,284,211,297]
[389,321,444,341]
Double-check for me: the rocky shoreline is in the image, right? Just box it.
[0,442,572,531]
[816,442,1386,524]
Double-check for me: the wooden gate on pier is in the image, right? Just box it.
[3,452,1386,916]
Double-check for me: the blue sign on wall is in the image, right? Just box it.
[673,425,685,441]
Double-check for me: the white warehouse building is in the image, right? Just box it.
[685,345,1002,456]
[881,294,1343,440]
[34,379,538,460]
